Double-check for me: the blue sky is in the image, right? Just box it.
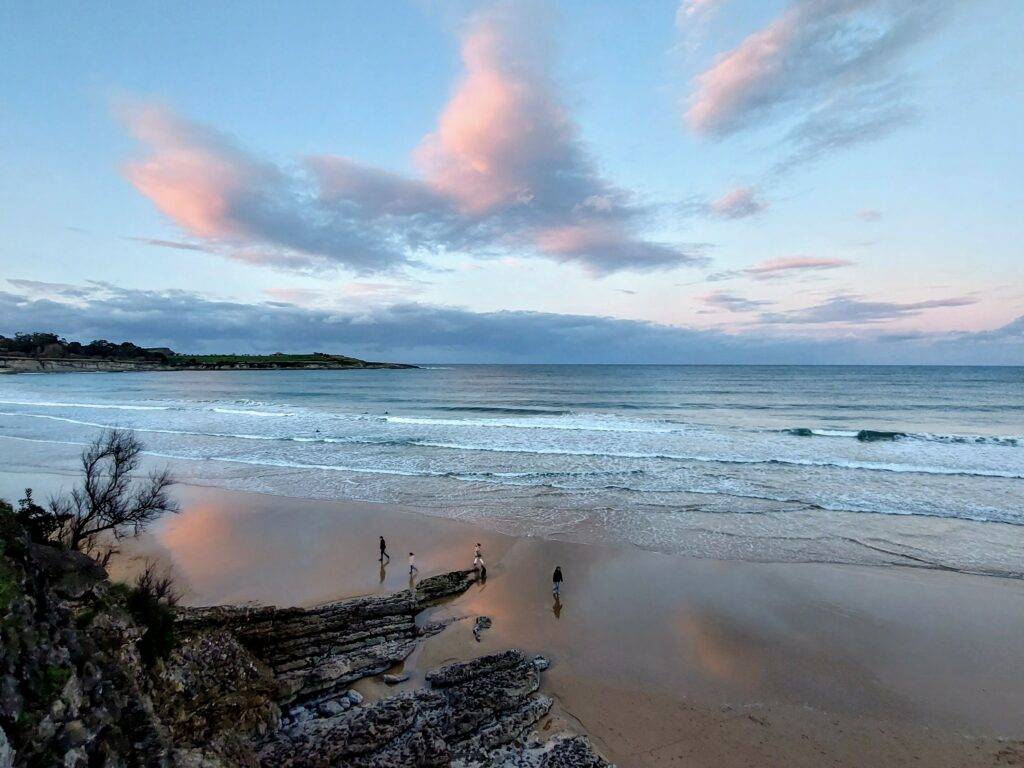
[1,0,1022,362]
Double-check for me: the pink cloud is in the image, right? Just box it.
[122,104,431,273]
[123,104,265,240]
[710,186,767,219]
[307,157,446,218]
[122,5,700,276]
[417,5,571,215]
[744,256,852,279]
[762,293,977,325]
[533,222,691,273]
[413,3,698,273]
[686,7,799,135]
[685,0,951,142]
[697,290,771,312]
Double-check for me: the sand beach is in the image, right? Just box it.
[4,473,1016,767]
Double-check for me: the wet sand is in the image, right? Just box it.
[2,474,1023,766]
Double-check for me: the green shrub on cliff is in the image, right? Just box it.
[0,332,170,362]
[14,489,61,544]
[0,501,22,613]
[0,555,16,614]
[126,563,179,665]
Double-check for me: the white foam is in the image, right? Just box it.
[211,407,290,417]
[201,455,448,478]
[0,399,169,411]
[386,414,675,434]
[408,440,1024,479]
[0,412,276,442]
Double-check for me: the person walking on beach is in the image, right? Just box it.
[379,536,389,562]
[409,552,418,575]
[473,542,485,578]
[552,566,563,596]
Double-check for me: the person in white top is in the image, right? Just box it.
[408,552,418,575]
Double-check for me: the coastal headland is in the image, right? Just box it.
[0,332,416,373]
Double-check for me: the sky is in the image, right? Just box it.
[1,0,1022,363]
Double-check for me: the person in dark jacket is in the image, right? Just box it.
[379,536,389,562]
[552,566,563,596]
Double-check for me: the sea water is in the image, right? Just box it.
[1,365,1022,575]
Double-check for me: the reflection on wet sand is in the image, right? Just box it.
[5,465,1024,767]
[125,485,507,606]
[674,608,766,691]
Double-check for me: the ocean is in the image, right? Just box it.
[1,365,1022,576]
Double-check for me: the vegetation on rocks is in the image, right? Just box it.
[0,333,170,363]
[0,332,417,371]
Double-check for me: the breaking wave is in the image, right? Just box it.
[783,427,1019,447]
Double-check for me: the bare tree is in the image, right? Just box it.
[134,559,180,606]
[50,429,179,562]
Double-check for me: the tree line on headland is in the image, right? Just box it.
[0,332,415,369]
[0,332,170,363]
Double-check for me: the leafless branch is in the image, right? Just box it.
[49,429,179,558]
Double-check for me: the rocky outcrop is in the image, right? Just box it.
[261,650,604,768]
[0,356,162,374]
[0,725,13,768]
[0,515,609,767]
[176,571,478,709]
[0,356,417,374]
[472,617,492,642]
[0,525,175,766]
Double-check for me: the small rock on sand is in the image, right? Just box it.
[473,615,493,641]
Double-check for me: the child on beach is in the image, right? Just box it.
[408,552,418,575]
[552,566,563,596]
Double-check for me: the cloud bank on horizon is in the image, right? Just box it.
[2,280,1021,365]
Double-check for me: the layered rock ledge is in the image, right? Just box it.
[175,570,478,710]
